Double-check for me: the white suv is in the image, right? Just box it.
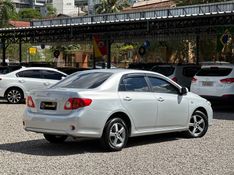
[190,64,234,102]
[0,67,67,104]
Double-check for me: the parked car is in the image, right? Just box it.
[151,64,201,88]
[57,67,90,75]
[190,64,234,103]
[95,62,117,69]
[0,65,23,74]
[0,67,67,104]
[23,69,213,151]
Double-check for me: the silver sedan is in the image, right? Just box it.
[23,69,213,151]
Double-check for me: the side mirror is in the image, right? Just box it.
[180,87,188,95]
[61,76,66,80]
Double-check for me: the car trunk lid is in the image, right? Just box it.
[28,88,88,115]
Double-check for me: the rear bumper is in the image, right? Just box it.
[23,109,103,138]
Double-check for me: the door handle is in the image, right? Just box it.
[157,97,165,102]
[44,82,50,86]
[123,96,132,101]
[18,80,25,83]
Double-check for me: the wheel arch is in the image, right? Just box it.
[105,112,132,136]
[193,107,208,117]
[4,86,25,99]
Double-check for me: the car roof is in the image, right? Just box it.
[201,64,234,69]
[5,66,67,76]
[19,67,59,71]
[76,68,164,77]
[152,64,199,68]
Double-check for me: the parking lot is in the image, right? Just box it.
[0,100,233,175]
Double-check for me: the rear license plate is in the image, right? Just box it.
[202,81,213,86]
[40,101,57,110]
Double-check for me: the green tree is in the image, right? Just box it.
[0,0,14,27]
[18,8,42,21]
[95,0,129,14]
[46,4,57,16]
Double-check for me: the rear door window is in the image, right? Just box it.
[53,72,112,89]
[196,67,232,76]
[151,66,175,76]
[17,70,41,78]
[119,76,149,92]
[41,70,65,80]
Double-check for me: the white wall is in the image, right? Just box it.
[53,0,78,16]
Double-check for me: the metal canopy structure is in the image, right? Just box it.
[1,1,234,66]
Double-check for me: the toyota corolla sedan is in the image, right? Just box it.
[23,69,213,151]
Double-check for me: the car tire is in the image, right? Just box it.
[5,88,24,104]
[186,110,208,138]
[101,118,128,151]
[43,134,67,144]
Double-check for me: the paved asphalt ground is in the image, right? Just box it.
[0,100,233,175]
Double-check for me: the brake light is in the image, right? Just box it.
[172,77,177,82]
[64,98,92,110]
[220,78,234,84]
[192,77,197,83]
[27,96,35,108]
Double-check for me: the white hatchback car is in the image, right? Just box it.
[23,69,213,151]
[190,64,234,102]
[0,67,67,104]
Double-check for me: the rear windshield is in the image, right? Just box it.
[52,72,112,89]
[151,66,175,76]
[196,67,232,76]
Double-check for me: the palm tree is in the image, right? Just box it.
[95,0,129,14]
[0,0,14,28]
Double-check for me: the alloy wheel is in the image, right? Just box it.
[7,89,22,104]
[109,123,126,148]
[188,114,206,137]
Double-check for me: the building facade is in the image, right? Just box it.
[12,0,47,11]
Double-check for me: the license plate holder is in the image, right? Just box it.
[40,101,57,110]
[202,81,213,86]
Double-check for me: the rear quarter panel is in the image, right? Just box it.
[78,91,135,136]
[0,77,26,97]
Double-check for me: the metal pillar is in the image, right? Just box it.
[1,39,6,66]
[19,39,22,64]
[107,39,111,69]
[92,47,96,69]
[196,35,200,65]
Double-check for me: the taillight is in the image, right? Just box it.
[27,96,35,108]
[192,77,197,83]
[220,78,234,84]
[172,77,177,82]
[64,98,92,110]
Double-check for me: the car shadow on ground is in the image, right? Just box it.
[212,103,234,121]
[0,99,9,104]
[0,99,25,104]
[0,133,180,156]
